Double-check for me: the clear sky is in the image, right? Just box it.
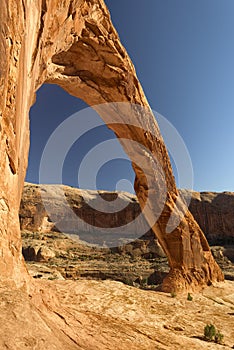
[27,0,234,193]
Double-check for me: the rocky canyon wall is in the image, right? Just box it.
[182,190,234,245]
[20,184,234,248]
[0,0,223,291]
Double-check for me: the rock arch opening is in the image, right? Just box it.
[23,83,151,255]
[27,83,135,193]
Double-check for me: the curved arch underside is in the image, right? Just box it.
[0,0,223,292]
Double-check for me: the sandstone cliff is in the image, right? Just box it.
[182,190,234,245]
[20,183,163,254]
[20,184,234,247]
[20,183,150,241]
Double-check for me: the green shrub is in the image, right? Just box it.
[170,291,177,298]
[214,330,224,344]
[204,324,216,341]
[204,324,224,344]
[187,293,193,301]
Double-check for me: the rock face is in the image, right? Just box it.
[20,184,234,248]
[20,184,148,237]
[20,183,163,254]
[0,279,233,350]
[0,0,223,292]
[182,190,234,245]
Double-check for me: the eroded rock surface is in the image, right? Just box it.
[181,190,234,245]
[0,0,222,292]
[0,279,234,350]
[20,184,234,248]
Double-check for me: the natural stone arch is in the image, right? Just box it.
[0,0,223,292]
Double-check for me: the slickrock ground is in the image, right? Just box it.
[0,279,233,349]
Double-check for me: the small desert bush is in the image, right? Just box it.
[204,324,224,344]
[214,330,224,344]
[204,323,216,341]
[187,293,193,301]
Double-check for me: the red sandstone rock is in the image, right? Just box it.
[0,0,223,292]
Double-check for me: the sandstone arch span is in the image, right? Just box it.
[0,0,223,292]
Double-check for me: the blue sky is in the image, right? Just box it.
[27,0,234,192]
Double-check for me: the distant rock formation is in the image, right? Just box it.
[20,183,234,249]
[0,0,222,293]
[20,183,148,238]
[182,190,234,245]
[20,183,165,258]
